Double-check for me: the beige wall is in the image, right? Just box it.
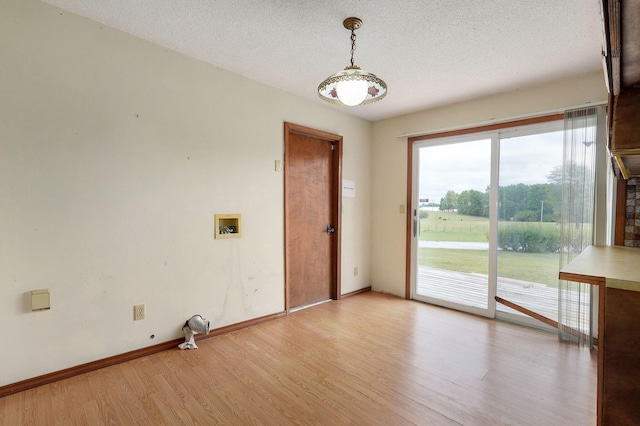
[0,0,609,388]
[370,72,608,297]
[0,0,372,386]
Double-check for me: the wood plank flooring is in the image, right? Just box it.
[0,292,597,425]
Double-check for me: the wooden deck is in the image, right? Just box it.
[417,266,590,330]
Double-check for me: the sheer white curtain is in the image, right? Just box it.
[558,106,599,346]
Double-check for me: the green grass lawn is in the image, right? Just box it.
[420,210,559,243]
[418,211,563,286]
[421,211,489,242]
[422,229,488,242]
[419,248,560,287]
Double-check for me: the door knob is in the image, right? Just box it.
[326,224,335,235]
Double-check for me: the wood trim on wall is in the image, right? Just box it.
[0,310,286,398]
[410,114,564,143]
[405,138,413,300]
[333,135,343,301]
[341,286,372,299]
[615,178,627,245]
[404,113,565,301]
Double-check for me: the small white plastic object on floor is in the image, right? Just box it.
[178,314,210,350]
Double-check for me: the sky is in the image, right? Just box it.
[418,131,564,204]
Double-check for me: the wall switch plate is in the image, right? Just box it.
[134,304,145,320]
[31,289,51,311]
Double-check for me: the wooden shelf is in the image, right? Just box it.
[559,245,640,289]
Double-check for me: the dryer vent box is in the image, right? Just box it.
[215,214,241,239]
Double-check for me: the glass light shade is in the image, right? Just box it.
[318,66,387,106]
[336,79,369,106]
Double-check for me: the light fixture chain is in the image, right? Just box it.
[350,28,357,67]
[318,17,386,106]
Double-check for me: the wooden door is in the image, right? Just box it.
[284,122,342,310]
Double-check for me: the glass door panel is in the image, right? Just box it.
[496,130,563,327]
[411,120,593,331]
[414,138,492,315]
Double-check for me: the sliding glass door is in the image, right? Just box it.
[495,125,563,328]
[412,135,494,317]
[411,121,567,328]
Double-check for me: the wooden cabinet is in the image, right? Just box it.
[611,88,640,179]
[601,0,640,180]
[559,245,640,425]
[602,287,640,424]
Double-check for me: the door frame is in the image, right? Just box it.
[283,122,343,313]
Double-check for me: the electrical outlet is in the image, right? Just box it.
[134,304,145,321]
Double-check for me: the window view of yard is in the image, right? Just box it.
[419,211,560,288]
[415,123,597,334]
[415,130,573,323]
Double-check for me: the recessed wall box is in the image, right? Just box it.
[215,214,241,239]
[31,289,51,311]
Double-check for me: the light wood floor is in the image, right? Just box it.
[0,292,597,425]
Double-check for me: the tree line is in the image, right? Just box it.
[437,167,567,222]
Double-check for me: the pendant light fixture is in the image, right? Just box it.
[318,17,387,106]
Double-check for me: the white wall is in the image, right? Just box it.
[0,0,372,386]
[370,72,608,297]
[1,0,608,388]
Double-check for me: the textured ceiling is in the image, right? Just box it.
[41,0,604,122]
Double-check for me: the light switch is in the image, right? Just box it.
[275,160,282,172]
[31,289,50,311]
[399,204,405,214]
